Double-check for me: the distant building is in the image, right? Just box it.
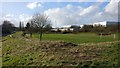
[93,21,107,27]
[62,25,71,28]
[80,25,84,29]
[51,28,59,32]
[51,25,80,33]
[59,28,68,32]
[93,21,118,27]
[106,21,118,26]
[51,21,118,33]
[69,28,74,32]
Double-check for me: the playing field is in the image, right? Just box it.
[34,33,118,44]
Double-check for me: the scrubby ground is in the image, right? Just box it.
[2,32,119,67]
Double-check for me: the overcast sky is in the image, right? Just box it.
[0,0,119,27]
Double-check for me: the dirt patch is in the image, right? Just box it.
[39,41,77,49]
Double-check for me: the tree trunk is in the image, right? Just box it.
[30,32,32,37]
[40,27,43,41]
[29,28,32,37]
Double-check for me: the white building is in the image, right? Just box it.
[62,25,71,28]
[93,21,107,27]
[80,25,84,28]
[51,28,58,32]
[59,28,68,32]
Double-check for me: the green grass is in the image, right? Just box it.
[33,33,118,44]
[2,32,119,67]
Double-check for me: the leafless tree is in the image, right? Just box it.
[31,13,49,41]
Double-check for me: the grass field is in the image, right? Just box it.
[2,32,119,67]
[34,33,118,44]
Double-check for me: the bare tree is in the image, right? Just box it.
[31,13,49,41]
